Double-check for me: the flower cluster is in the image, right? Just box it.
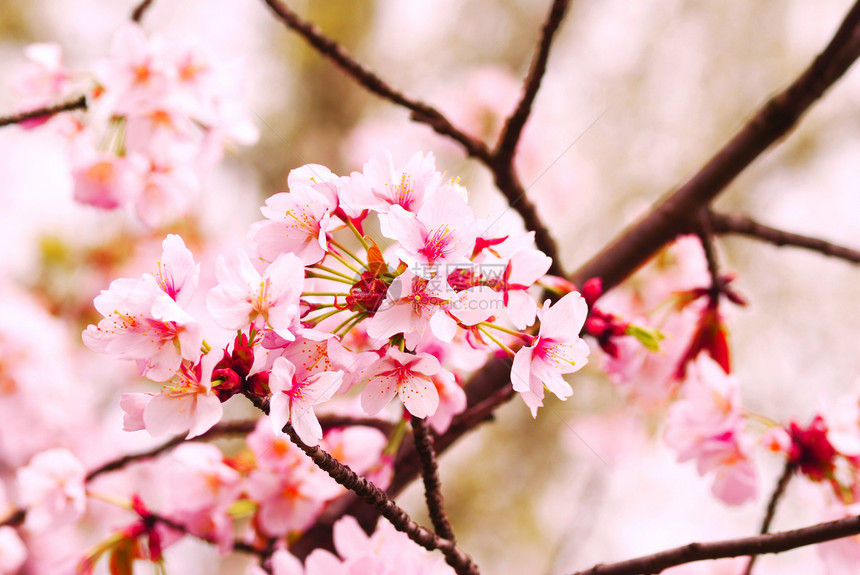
[10,24,257,228]
[83,151,591,448]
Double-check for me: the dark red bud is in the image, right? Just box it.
[212,369,242,402]
[582,277,603,307]
[246,371,270,398]
[586,316,607,337]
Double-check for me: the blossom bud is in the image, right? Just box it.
[246,370,270,399]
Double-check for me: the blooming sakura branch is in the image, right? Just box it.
[84,151,591,446]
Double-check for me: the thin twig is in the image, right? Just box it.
[260,0,492,164]
[258,0,563,271]
[709,211,860,265]
[495,0,571,164]
[744,461,796,575]
[570,509,860,575]
[412,416,456,541]
[86,420,256,481]
[0,95,86,128]
[571,0,860,292]
[131,0,155,23]
[281,422,480,575]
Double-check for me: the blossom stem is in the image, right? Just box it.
[480,321,533,342]
[478,326,516,357]
[326,250,363,275]
[330,238,369,269]
[412,416,456,541]
[306,272,354,285]
[309,263,354,281]
[346,218,371,250]
[305,308,345,326]
[302,291,350,297]
[332,312,366,336]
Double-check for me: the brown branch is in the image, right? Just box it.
[495,0,571,165]
[0,95,87,128]
[281,423,480,575]
[86,420,257,481]
[260,0,492,164]
[411,416,455,541]
[744,461,796,575]
[131,0,154,23]
[709,211,860,265]
[570,511,860,575]
[258,0,564,271]
[570,0,860,292]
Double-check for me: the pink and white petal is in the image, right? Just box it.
[429,310,457,342]
[120,393,152,431]
[269,357,297,395]
[365,301,416,342]
[510,347,534,394]
[508,249,552,284]
[144,392,196,438]
[379,204,425,253]
[291,408,324,446]
[332,515,371,559]
[361,374,399,416]
[269,549,306,575]
[186,393,224,439]
[304,371,343,405]
[450,286,504,326]
[539,292,588,339]
[505,290,538,330]
[399,373,439,419]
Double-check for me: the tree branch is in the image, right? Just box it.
[0,95,87,128]
[281,423,480,575]
[259,0,492,164]
[412,416,455,541]
[709,211,860,265]
[258,0,564,272]
[495,0,571,165]
[744,461,796,575]
[570,511,860,575]
[570,0,860,292]
[131,0,155,23]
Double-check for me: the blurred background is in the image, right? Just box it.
[1,0,860,573]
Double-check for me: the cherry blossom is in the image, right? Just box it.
[268,356,343,445]
[16,448,86,532]
[83,274,203,382]
[207,251,305,340]
[511,291,590,416]
[251,182,337,265]
[341,150,442,214]
[360,348,444,418]
[380,184,478,276]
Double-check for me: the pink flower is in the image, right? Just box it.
[341,150,441,215]
[269,356,343,446]
[16,448,86,532]
[664,356,757,505]
[143,361,223,439]
[71,153,140,210]
[664,356,744,461]
[380,184,477,276]
[360,348,443,418]
[83,274,203,381]
[10,43,71,128]
[511,292,590,416]
[207,251,305,340]
[365,269,456,349]
[95,24,171,114]
[153,234,199,306]
[251,183,337,266]
[326,515,455,573]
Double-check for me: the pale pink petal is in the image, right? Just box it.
[399,373,439,419]
[361,373,399,416]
